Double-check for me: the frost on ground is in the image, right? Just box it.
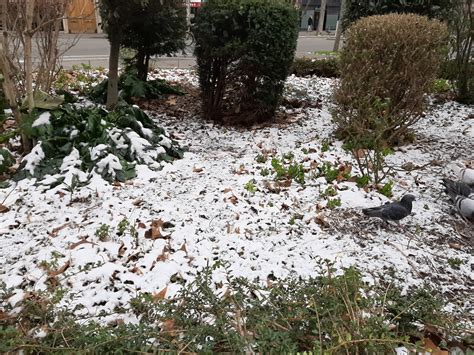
[0,70,473,326]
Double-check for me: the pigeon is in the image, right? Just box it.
[442,178,474,199]
[448,162,474,186]
[443,178,474,223]
[362,194,416,223]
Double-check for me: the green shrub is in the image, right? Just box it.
[291,57,340,78]
[193,0,299,125]
[15,103,183,184]
[333,14,448,147]
[432,79,451,93]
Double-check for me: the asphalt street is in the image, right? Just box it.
[55,32,336,69]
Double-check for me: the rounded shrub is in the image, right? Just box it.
[192,0,299,125]
[333,13,448,146]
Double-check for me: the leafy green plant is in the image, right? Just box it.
[260,168,270,176]
[356,175,370,188]
[321,185,337,198]
[255,154,267,163]
[117,218,131,236]
[0,148,14,174]
[327,197,342,209]
[271,157,287,180]
[15,102,183,185]
[447,257,463,269]
[377,181,394,197]
[287,162,305,184]
[95,224,110,242]
[321,138,331,152]
[432,79,451,93]
[320,162,339,183]
[244,180,257,194]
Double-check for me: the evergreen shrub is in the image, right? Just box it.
[333,14,448,147]
[193,0,299,125]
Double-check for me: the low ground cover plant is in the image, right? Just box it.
[13,102,183,185]
[0,264,459,353]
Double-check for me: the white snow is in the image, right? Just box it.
[32,111,51,127]
[0,70,473,329]
[22,143,45,175]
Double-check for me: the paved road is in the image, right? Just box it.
[57,32,335,69]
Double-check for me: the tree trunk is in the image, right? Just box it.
[136,49,147,81]
[106,35,120,110]
[333,0,346,51]
[317,0,327,35]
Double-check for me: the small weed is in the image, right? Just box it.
[117,218,130,236]
[271,158,287,180]
[321,138,331,152]
[255,154,267,163]
[432,79,451,93]
[321,186,337,198]
[288,216,296,225]
[301,147,309,154]
[327,197,342,209]
[260,168,270,176]
[447,258,463,269]
[282,151,295,161]
[287,163,305,185]
[356,175,370,188]
[321,162,339,183]
[377,181,393,197]
[95,224,110,241]
[244,180,257,194]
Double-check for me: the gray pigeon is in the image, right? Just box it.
[443,179,474,223]
[442,178,474,199]
[362,194,415,223]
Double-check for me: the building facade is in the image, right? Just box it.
[300,0,341,32]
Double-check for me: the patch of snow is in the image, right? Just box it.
[22,143,45,175]
[32,111,51,127]
[95,153,122,177]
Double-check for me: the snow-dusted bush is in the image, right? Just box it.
[16,103,183,185]
[333,13,448,147]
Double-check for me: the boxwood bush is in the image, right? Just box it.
[192,0,299,125]
[333,14,448,147]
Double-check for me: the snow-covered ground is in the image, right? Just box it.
[0,70,473,325]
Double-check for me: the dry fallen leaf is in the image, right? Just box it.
[179,243,187,254]
[118,241,127,257]
[129,265,143,275]
[68,238,96,250]
[226,195,238,205]
[223,187,232,193]
[193,166,204,173]
[153,286,168,301]
[48,222,71,237]
[0,204,9,213]
[144,219,170,240]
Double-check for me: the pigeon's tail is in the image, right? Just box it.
[454,196,474,223]
[442,178,472,201]
[362,207,383,218]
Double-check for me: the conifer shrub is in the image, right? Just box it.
[193,0,299,125]
[333,14,448,147]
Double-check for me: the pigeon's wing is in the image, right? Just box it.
[362,206,384,218]
[380,203,410,221]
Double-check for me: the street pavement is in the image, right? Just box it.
[57,32,336,69]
